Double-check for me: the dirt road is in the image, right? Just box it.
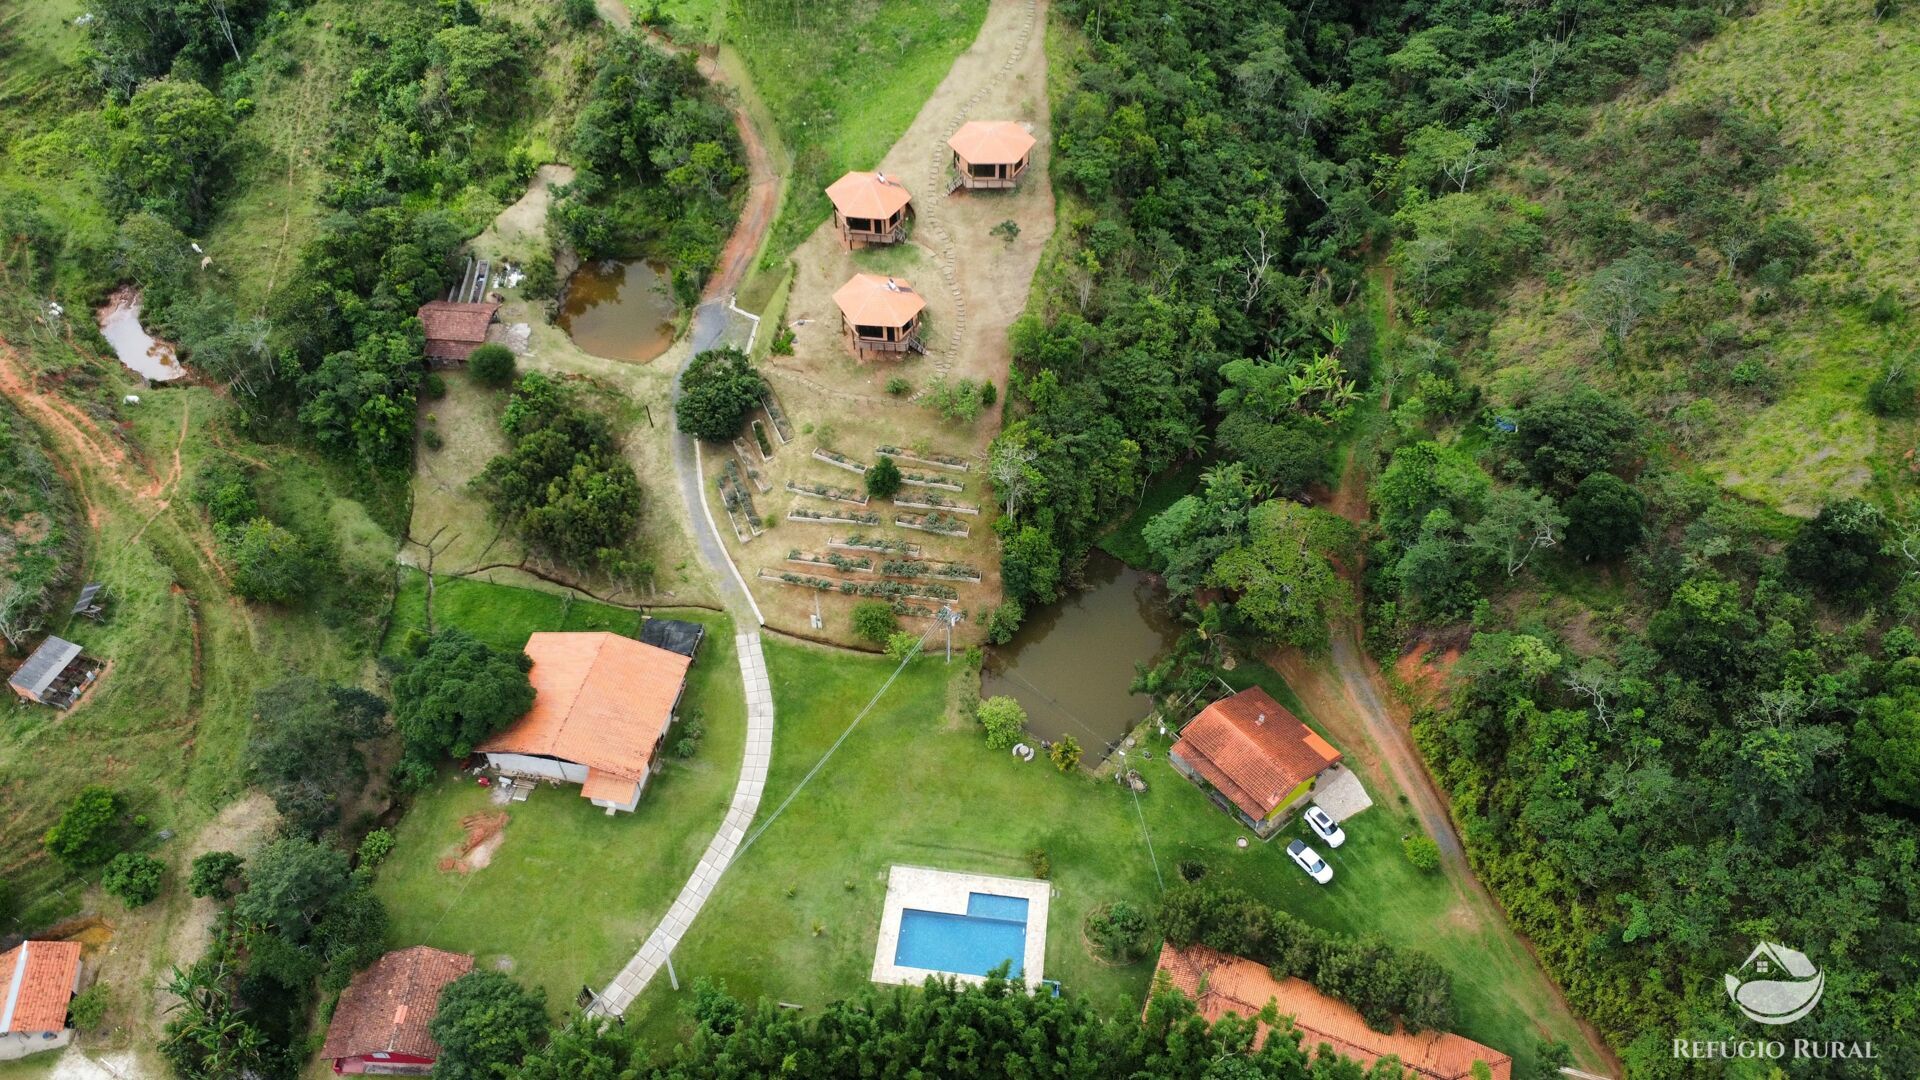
[1273,446,1623,1076]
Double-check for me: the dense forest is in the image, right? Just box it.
[995,0,1920,1074]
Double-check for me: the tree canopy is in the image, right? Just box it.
[391,629,535,766]
[675,348,765,442]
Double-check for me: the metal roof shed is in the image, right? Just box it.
[8,637,97,709]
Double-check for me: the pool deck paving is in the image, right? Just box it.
[588,632,774,1016]
[870,864,1052,992]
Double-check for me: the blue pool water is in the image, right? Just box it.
[894,892,1029,977]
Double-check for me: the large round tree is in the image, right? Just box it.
[676,347,764,441]
[391,629,535,764]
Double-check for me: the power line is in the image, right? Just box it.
[738,623,937,857]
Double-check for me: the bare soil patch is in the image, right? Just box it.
[438,811,510,874]
[715,0,1055,644]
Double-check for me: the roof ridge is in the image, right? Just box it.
[0,942,30,1031]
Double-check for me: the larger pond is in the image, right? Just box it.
[557,259,677,362]
[96,289,185,382]
[981,552,1181,757]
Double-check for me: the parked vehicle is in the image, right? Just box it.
[1304,805,1346,848]
[1286,838,1333,884]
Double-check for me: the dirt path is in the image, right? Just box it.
[1274,430,1622,1076]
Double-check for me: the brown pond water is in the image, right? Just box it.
[556,259,677,362]
[981,552,1181,758]
[96,288,185,382]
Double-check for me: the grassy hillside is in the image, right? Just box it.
[1459,0,1920,517]
[648,0,989,261]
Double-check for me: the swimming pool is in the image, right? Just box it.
[893,892,1030,977]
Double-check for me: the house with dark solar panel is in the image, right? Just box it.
[476,632,694,814]
[7,636,102,710]
[1168,687,1342,838]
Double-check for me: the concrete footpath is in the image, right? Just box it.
[590,631,774,1015]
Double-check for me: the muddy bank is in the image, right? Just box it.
[96,287,185,382]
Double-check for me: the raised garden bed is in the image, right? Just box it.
[880,558,983,583]
[830,533,921,556]
[787,480,868,506]
[900,472,964,492]
[893,494,979,515]
[759,569,959,603]
[813,448,867,474]
[896,512,970,537]
[753,419,775,458]
[875,445,969,472]
[788,549,876,574]
[717,460,763,541]
[762,389,796,443]
[788,508,882,526]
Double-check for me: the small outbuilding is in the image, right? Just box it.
[947,121,1036,190]
[416,300,502,366]
[477,632,694,814]
[319,946,473,1075]
[638,617,706,660]
[0,940,84,1061]
[825,171,913,248]
[832,274,927,359]
[7,637,102,710]
[1168,687,1341,838]
[1150,943,1511,1080]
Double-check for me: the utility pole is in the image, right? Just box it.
[938,605,963,662]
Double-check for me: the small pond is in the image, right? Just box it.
[557,259,678,362]
[97,289,185,382]
[981,551,1181,758]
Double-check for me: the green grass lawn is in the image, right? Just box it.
[709,0,989,262]
[620,638,1580,1075]
[372,585,742,1013]
[383,568,682,654]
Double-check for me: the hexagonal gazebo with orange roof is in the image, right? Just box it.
[832,273,926,359]
[947,121,1037,190]
[824,170,913,248]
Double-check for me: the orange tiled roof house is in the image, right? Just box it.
[1168,687,1342,837]
[320,946,472,1075]
[477,632,693,814]
[1151,943,1511,1080]
[826,170,913,248]
[832,273,927,359]
[0,941,84,1061]
[947,121,1037,190]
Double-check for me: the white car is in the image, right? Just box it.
[1286,838,1334,884]
[1303,805,1346,848]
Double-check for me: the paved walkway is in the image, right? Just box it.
[590,631,774,1016]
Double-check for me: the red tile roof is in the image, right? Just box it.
[833,273,927,328]
[1151,944,1511,1080]
[1171,688,1340,819]
[417,301,500,360]
[319,947,473,1062]
[825,171,913,219]
[477,632,692,783]
[948,121,1037,165]
[0,941,82,1034]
